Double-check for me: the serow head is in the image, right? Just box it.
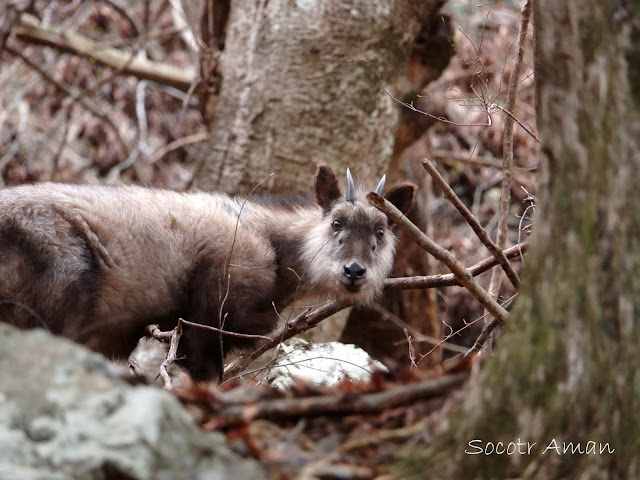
[305,164,416,304]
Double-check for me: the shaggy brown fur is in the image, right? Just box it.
[0,165,415,381]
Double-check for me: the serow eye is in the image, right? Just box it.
[332,220,342,232]
[376,227,385,239]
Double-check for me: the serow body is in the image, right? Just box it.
[0,165,415,381]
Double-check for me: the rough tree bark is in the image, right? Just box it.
[400,1,640,478]
[192,0,444,195]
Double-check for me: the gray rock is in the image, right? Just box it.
[0,323,265,480]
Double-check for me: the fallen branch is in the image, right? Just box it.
[15,14,195,92]
[340,417,430,452]
[206,372,468,428]
[367,192,510,325]
[422,158,520,289]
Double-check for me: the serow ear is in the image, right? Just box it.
[384,183,416,217]
[315,164,342,214]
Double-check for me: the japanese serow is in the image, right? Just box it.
[0,165,415,381]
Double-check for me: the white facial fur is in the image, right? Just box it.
[301,200,397,305]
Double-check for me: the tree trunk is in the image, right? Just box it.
[400,1,640,478]
[192,0,443,195]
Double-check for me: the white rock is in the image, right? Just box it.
[262,339,387,391]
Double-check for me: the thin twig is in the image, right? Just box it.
[430,149,504,169]
[146,324,173,342]
[103,0,143,37]
[147,319,272,342]
[464,295,517,358]
[6,45,132,159]
[422,159,520,289]
[159,319,183,389]
[465,318,500,359]
[179,318,272,341]
[49,107,73,181]
[358,59,491,128]
[148,131,209,165]
[168,0,199,54]
[367,192,510,325]
[493,102,539,143]
[222,301,348,381]
[485,0,532,351]
[233,341,316,381]
[0,0,36,55]
[403,328,417,367]
[517,187,536,262]
[216,172,275,376]
[370,303,467,354]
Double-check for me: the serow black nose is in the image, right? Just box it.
[343,261,366,282]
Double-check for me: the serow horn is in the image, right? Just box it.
[346,168,357,203]
[375,174,386,196]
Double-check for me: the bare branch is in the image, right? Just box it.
[103,0,143,38]
[422,158,520,289]
[160,320,183,389]
[147,318,273,342]
[146,324,173,342]
[485,0,532,350]
[147,132,209,165]
[370,303,468,355]
[493,102,539,143]
[6,44,132,159]
[223,301,349,381]
[429,149,504,169]
[464,295,517,358]
[179,318,272,341]
[0,0,36,55]
[367,192,510,325]
[384,241,528,290]
[168,0,199,54]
